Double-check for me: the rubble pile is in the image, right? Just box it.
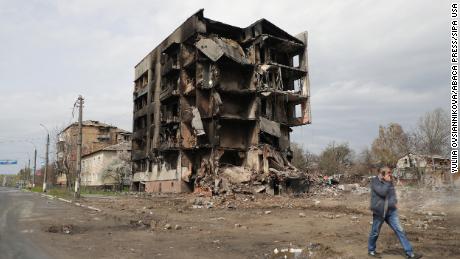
[194,156,312,196]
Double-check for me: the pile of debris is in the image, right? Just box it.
[193,147,312,196]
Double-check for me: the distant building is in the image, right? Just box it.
[395,153,454,186]
[81,141,131,187]
[56,120,131,186]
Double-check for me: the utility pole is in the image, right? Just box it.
[22,163,26,188]
[33,149,37,188]
[27,158,30,187]
[74,95,84,199]
[25,141,37,188]
[40,124,50,192]
[43,132,49,192]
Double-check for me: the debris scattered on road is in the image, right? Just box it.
[150,220,158,230]
[271,246,304,258]
[46,224,74,234]
[62,225,73,234]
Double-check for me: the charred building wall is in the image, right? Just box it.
[132,10,310,194]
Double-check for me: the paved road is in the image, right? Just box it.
[0,187,51,259]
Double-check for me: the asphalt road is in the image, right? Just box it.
[0,187,50,259]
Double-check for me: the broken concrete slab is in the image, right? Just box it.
[220,166,251,184]
[196,37,249,64]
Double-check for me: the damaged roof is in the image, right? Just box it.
[61,120,130,134]
[135,9,304,72]
[82,141,132,158]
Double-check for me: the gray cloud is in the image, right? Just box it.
[0,0,450,173]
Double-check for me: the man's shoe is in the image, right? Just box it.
[368,251,382,258]
[406,252,423,259]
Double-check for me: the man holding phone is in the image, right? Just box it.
[368,167,422,258]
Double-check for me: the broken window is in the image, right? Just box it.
[218,119,257,149]
[219,93,257,119]
[259,132,280,148]
[180,43,196,67]
[134,93,148,111]
[180,66,196,95]
[219,150,245,166]
[134,115,147,130]
[160,98,179,123]
[266,48,290,66]
[161,150,179,171]
[295,104,302,118]
[217,62,255,92]
[293,79,302,93]
[160,73,180,100]
[285,101,308,126]
[196,62,219,89]
[196,89,212,118]
[159,124,180,149]
[292,55,300,67]
[134,71,148,92]
[161,43,180,76]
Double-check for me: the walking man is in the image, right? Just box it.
[368,166,422,258]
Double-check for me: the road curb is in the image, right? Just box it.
[39,193,101,212]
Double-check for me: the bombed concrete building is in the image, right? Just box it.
[131,10,310,194]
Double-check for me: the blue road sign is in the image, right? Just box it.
[0,160,18,165]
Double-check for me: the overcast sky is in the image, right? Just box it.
[0,0,450,174]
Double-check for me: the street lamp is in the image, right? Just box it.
[40,124,50,192]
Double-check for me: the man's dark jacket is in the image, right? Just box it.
[370,177,397,218]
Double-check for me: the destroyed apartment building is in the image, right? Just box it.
[131,10,311,195]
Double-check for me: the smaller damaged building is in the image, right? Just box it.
[81,141,131,188]
[56,120,132,186]
[132,10,311,194]
[395,153,456,186]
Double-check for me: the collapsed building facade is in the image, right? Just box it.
[131,10,311,194]
[395,154,457,186]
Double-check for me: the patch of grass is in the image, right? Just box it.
[29,185,74,199]
[30,185,129,198]
[30,186,43,193]
[48,188,73,198]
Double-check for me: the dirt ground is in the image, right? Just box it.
[26,186,460,259]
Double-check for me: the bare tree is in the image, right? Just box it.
[102,151,132,191]
[351,147,376,176]
[56,130,77,191]
[411,108,449,156]
[318,142,353,175]
[290,142,308,172]
[290,142,319,173]
[358,147,373,166]
[17,168,31,185]
[371,123,409,167]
